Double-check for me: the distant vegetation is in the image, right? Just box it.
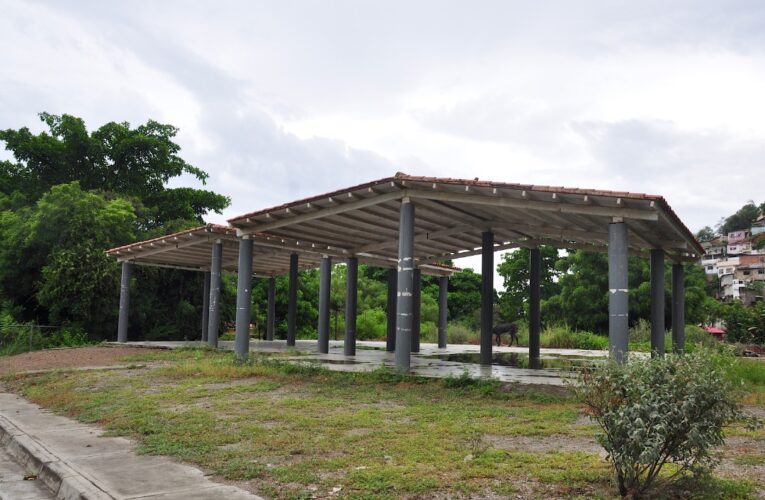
[0,113,762,349]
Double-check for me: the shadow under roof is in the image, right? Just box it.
[228,172,704,263]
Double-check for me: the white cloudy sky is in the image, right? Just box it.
[2,0,765,277]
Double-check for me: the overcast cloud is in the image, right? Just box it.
[2,0,764,277]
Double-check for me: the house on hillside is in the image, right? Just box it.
[752,217,765,236]
[735,258,765,305]
[720,274,747,301]
[727,230,752,255]
[717,257,741,301]
[701,236,727,275]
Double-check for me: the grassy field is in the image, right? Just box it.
[2,348,763,499]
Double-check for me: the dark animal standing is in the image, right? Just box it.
[493,323,518,347]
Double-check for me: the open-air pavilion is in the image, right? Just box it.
[108,172,703,372]
[106,221,456,360]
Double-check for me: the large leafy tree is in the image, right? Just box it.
[0,113,231,339]
[496,246,560,322]
[717,201,761,235]
[695,226,717,242]
[0,182,137,335]
[0,113,229,234]
[446,268,482,326]
[545,250,707,334]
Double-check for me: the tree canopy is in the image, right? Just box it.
[497,246,559,322]
[0,113,230,339]
[717,201,762,236]
[0,113,229,233]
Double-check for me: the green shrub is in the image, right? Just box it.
[356,309,386,340]
[628,318,651,343]
[575,349,757,497]
[50,326,90,347]
[1,324,91,356]
[446,323,475,344]
[418,321,438,343]
[541,325,608,350]
[683,324,723,353]
[443,370,501,394]
[720,301,765,344]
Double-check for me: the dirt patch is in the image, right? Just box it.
[717,435,765,496]
[344,428,374,437]
[0,346,163,375]
[201,378,262,390]
[485,433,603,455]
[498,382,573,398]
[744,404,765,419]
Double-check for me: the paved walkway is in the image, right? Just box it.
[0,392,261,499]
[119,339,620,386]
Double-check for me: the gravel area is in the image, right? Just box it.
[0,346,158,375]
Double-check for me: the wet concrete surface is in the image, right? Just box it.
[118,340,631,386]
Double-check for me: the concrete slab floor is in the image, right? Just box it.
[118,340,630,387]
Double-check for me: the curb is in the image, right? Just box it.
[0,415,112,500]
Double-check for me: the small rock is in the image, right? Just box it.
[463,454,474,462]
[354,466,367,470]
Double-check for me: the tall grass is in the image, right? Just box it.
[0,324,91,356]
[730,358,765,387]
[443,321,609,350]
[629,324,724,353]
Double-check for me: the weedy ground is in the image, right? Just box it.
[2,347,763,499]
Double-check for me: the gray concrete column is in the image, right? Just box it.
[480,231,494,365]
[234,237,253,361]
[411,268,421,353]
[344,257,358,356]
[395,199,415,371]
[266,277,276,341]
[386,267,397,352]
[207,240,223,348]
[672,263,685,354]
[438,276,448,349]
[650,249,666,357]
[608,222,629,363]
[201,271,210,342]
[117,261,131,342]
[318,255,332,354]
[287,253,298,346]
[529,248,541,360]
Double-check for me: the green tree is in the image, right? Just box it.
[496,246,559,322]
[0,183,136,335]
[0,113,229,232]
[547,251,707,334]
[718,201,761,235]
[695,226,717,242]
[447,268,482,326]
[0,113,231,340]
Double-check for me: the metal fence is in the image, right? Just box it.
[0,324,63,356]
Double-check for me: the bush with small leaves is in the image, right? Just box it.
[575,349,759,498]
